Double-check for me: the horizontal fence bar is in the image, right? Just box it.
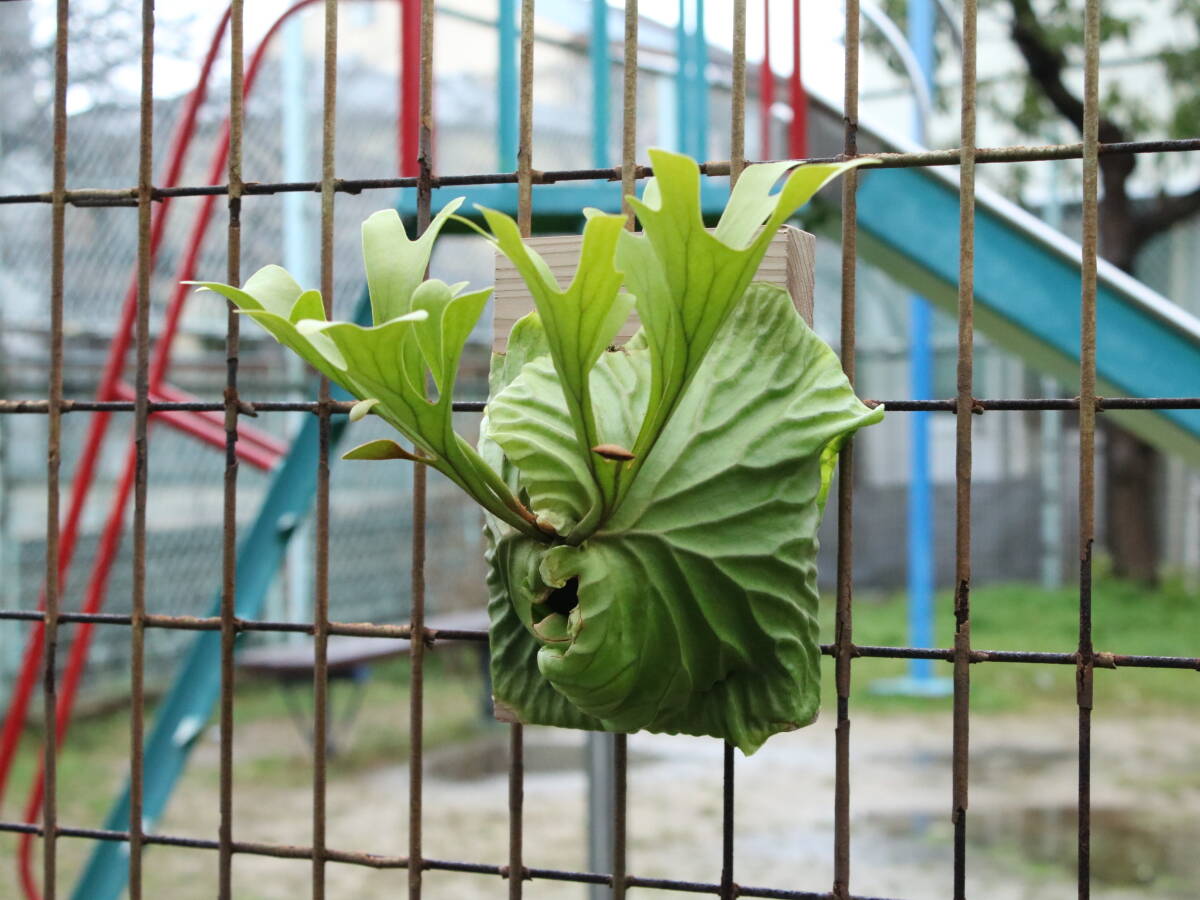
[4,137,1200,207]
[2,397,1199,416]
[0,819,904,899]
[0,609,1194,670]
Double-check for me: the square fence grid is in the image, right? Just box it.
[2,0,1200,898]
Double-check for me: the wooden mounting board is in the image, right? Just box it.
[491,226,815,352]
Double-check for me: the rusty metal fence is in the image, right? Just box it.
[2,0,1200,898]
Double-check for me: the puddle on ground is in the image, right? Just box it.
[876,805,1197,891]
[971,806,1197,889]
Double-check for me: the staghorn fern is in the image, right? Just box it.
[195,150,883,754]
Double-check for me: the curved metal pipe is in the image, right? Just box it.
[860,0,936,141]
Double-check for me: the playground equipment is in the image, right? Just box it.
[2,0,1200,897]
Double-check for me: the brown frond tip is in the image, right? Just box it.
[591,443,636,461]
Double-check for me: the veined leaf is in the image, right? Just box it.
[486,284,883,753]
[188,266,346,383]
[361,198,465,322]
[195,200,545,540]
[342,439,423,462]
[486,344,647,535]
[303,283,543,534]
[479,206,636,530]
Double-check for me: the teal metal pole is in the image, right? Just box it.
[692,0,707,159]
[905,0,942,691]
[590,0,610,168]
[675,0,689,155]
[282,14,312,637]
[499,0,518,170]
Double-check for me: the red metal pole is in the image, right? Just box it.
[760,0,774,159]
[788,0,808,158]
[0,6,232,813]
[401,0,420,176]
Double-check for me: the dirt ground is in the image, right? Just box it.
[128,709,1200,899]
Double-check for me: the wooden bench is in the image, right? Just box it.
[236,609,491,752]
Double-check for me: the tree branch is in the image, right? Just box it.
[1135,183,1200,243]
[1006,0,1128,146]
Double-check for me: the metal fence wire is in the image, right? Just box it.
[1,0,1200,899]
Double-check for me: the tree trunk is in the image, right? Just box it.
[1103,427,1161,582]
[1100,188,1162,585]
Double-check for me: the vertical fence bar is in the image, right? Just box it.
[719,743,736,898]
[730,0,746,180]
[41,0,70,895]
[218,1,245,896]
[620,0,639,224]
[509,1,534,895]
[611,732,627,899]
[312,0,339,896]
[128,0,155,895]
[612,4,639,895]
[409,0,436,893]
[721,21,747,896]
[1077,0,1101,896]
[832,1,860,896]
[951,2,978,898]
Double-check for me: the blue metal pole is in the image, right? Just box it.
[282,14,312,637]
[692,0,707,159]
[907,0,937,684]
[499,0,518,170]
[675,0,690,155]
[590,0,610,168]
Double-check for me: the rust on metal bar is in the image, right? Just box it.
[128,0,156,894]
[720,742,737,899]
[1077,1,1102,896]
[832,0,861,896]
[311,0,341,896]
[506,1,536,895]
[217,2,246,896]
[951,2,979,897]
[5,395,1200,417]
[730,0,747,184]
[39,0,71,894]
[516,0,535,236]
[612,1,640,896]
[408,0,437,895]
[4,609,1199,671]
[0,819,917,899]
[620,0,639,227]
[10,136,1200,209]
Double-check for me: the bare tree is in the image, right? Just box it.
[873,0,1200,583]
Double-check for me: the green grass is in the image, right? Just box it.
[819,571,1199,713]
